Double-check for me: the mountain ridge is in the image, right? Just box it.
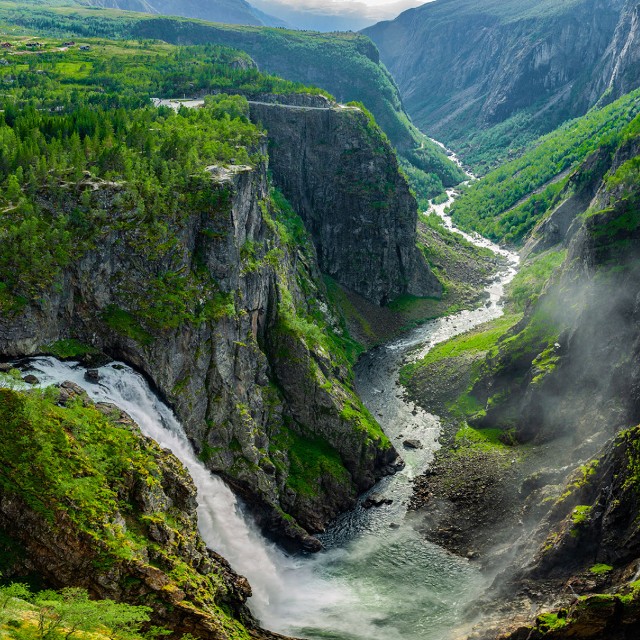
[85,0,286,27]
[364,0,637,170]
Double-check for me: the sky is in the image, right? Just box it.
[251,0,427,29]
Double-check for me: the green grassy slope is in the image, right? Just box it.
[449,90,640,244]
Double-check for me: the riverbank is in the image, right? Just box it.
[328,192,504,348]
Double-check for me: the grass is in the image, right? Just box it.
[340,399,390,447]
[536,612,568,632]
[400,313,520,386]
[590,564,614,575]
[570,505,592,537]
[101,306,153,346]
[54,60,93,78]
[0,385,253,638]
[506,249,566,312]
[273,426,350,498]
[454,424,515,452]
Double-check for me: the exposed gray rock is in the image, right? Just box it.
[363,492,393,508]
[249,98,441,305]
[84,368,100,383]
[0,144,397,549]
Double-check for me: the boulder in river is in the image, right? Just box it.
[84,369,100,383]
[363,493,393,508]
[382,456,406,476]
[403,439,423,450]
[22,374,39,385]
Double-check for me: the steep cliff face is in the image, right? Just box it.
[0,384,282,639]
[473,133,640,447]
[249,97,440,304]
[364,0,636,166]
[398,113,640,637]
[438,127,640,640]
[123,18,466,191]
[0,150,398,550]
[591,0,640,106]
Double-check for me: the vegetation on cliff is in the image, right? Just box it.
[0,32,401,544]
[449,91,640,244]
[0,583,159,640]
[400,245,565,424]
[0,383,256,639]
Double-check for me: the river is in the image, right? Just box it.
[13,190,519,640]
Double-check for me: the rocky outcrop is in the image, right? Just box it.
[476,133,640,446]
[364,0,637,158]
[0,147,398,549]
[592,0,640,107]
[468,423,640,640]
[125,18,465,188]
[522,146,615,257]
[249,96,441,304]
[0,384,288,639]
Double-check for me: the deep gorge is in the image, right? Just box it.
[1,2,640,639]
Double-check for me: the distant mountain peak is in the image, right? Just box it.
[86,0,286,27]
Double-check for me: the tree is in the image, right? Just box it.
[0,583,31,610]
[6,174,22,203]
[95,599,152,640]
[28,587,156,640]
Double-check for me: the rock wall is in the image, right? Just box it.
[475,134,640,446]
[0,384,286,639]
[446,131,640,639]
[0,151,398,550]
[591,0,640,105]
[249,98,441,304]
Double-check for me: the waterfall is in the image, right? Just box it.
[19,346,487,640]
[20,357,352,634]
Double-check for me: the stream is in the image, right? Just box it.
[13,190,519,640]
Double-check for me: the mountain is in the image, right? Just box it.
[86,0,286,27]
[0,2,467,199]
[364,0,639,171]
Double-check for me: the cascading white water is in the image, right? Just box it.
[20,357,355,634]
[19,337,487,640]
